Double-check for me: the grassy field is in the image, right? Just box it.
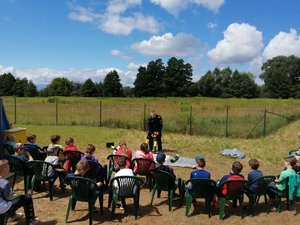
[2,96,300,138]
[7,121,300,225]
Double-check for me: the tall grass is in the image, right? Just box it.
[2,96,300,138]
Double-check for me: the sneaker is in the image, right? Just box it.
[120,203,125,210]
[29,218,40,225]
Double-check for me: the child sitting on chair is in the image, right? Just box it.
[64,137,78,172]
[113,157,134,210]
[134,143,154,173]
[246,159,263,192]
[81,144,99,162]
[44,145,66,192]
[5,134,16,148]
[13,143,34,162]
[0,160,39,225]
[26,134,37,146]
[50,135,63,150]
[115,141,132,168]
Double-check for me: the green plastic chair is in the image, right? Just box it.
[3,144,14,155]
[217,180,247,220]
[65,176,103,225]
[63,150,85,173]
[108,176,142,219]
[106,154,131,183]
[150,169,183,211]
[0,194,21,225]
[244,175,275,215]
[7,155,32,194]
[27,160,58,201]
[131,158,155,191]
[24,144,47,160]
[184,178,217,217]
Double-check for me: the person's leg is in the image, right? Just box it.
[148,135,154,151]
[157,134,162,151]
[120,197,126,209]
[23,194,37,224]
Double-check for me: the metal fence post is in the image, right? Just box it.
[56,98,58,126]
[263,109,267,136]
[143,103,146,131]
[189,105,192,135]
[14,96,16,124]
[225,106,229,138]
[99,100,102,127]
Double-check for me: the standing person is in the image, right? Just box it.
[147,110,163,152]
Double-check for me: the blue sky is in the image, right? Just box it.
[0,0,300,88]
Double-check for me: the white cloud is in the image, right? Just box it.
[110,49,132,60]
[191,0,225,13]
[150,0,188,15]
[127,62,147,70]
[207,23,263,65]
[150,0,225,14]
[0,65,137,88]
[263,29,300,60]
[68,5,101,23]
[100,13,159,35]
[207,22,217,30]
[68,0,159,35]
[131,32,200,56]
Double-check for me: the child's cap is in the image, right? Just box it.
[195,156,205,160]
[156,152,166,162]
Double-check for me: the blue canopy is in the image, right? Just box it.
[0,99,10,131]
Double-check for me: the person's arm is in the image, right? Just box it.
[147,117,153,134]
[25,151,34,161]
[158,116,163,132]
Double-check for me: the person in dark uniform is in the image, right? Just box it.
[147,110,163,152]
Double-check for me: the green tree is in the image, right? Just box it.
[0,73,16,96]
[80,78,98,97]
[164,57,193,96]
[12,77,28,97]
[102,70,123,97]
[24,81,38,97]
[123,86,134,97]
[260,55,300,98]
[134,59,165,97]
[45,77,74,96]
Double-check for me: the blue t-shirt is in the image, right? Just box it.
[247,170,263,192]
[190,169,210,179]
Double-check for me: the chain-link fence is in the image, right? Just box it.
[2,96,300,139]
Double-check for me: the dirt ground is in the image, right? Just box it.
[7,164,300,225]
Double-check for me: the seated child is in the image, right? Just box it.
[134,143,154,173]
[113,157,134,209]
[268,156,297,196]
[0,160,39,225]
[218,161,244,196]
[246,158,263,192]
[26,134,37,146]
[13,143,34,162]
[50,135,63,150]
[81,144,99,162]
[44,145,66,192]
[64,137,79,172]
[5,134,16,148]
[190,156,210,179]
[291,155,300,173]
[115,141,132,168]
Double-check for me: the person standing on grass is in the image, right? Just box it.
[147,110,163,152]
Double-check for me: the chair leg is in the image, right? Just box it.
[239,197,244,218]
[185,194,192,216]
[219,197,226,220]
[150,186,157,206]
[168,190,173,211]
[99,193,104,214]
[12,173,17,191]
[49,180,54,201]
[65,196,73,223]
[88,201,94,225]
[134,195,139,219]
[30,177,35,195]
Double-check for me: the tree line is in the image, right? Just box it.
[0,55,299,98]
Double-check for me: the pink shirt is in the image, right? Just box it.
[134,150,154,173]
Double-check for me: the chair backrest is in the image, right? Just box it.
[84,160,104,180]
[27,160,56,180]
[3,144,14,155]
[151,169,175,191]
[65,176,99,202]
[7,155,29,176]
[219,180,247,199]
[248,176,276,195]
[131,158,155,175]
[110,176,142,198]
[63,150,85,171]
[107,154,131,172]
[185,178,217,198]
[24,144,46,160]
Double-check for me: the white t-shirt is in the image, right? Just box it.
[44,156,59,177]
[113,168,134,188]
